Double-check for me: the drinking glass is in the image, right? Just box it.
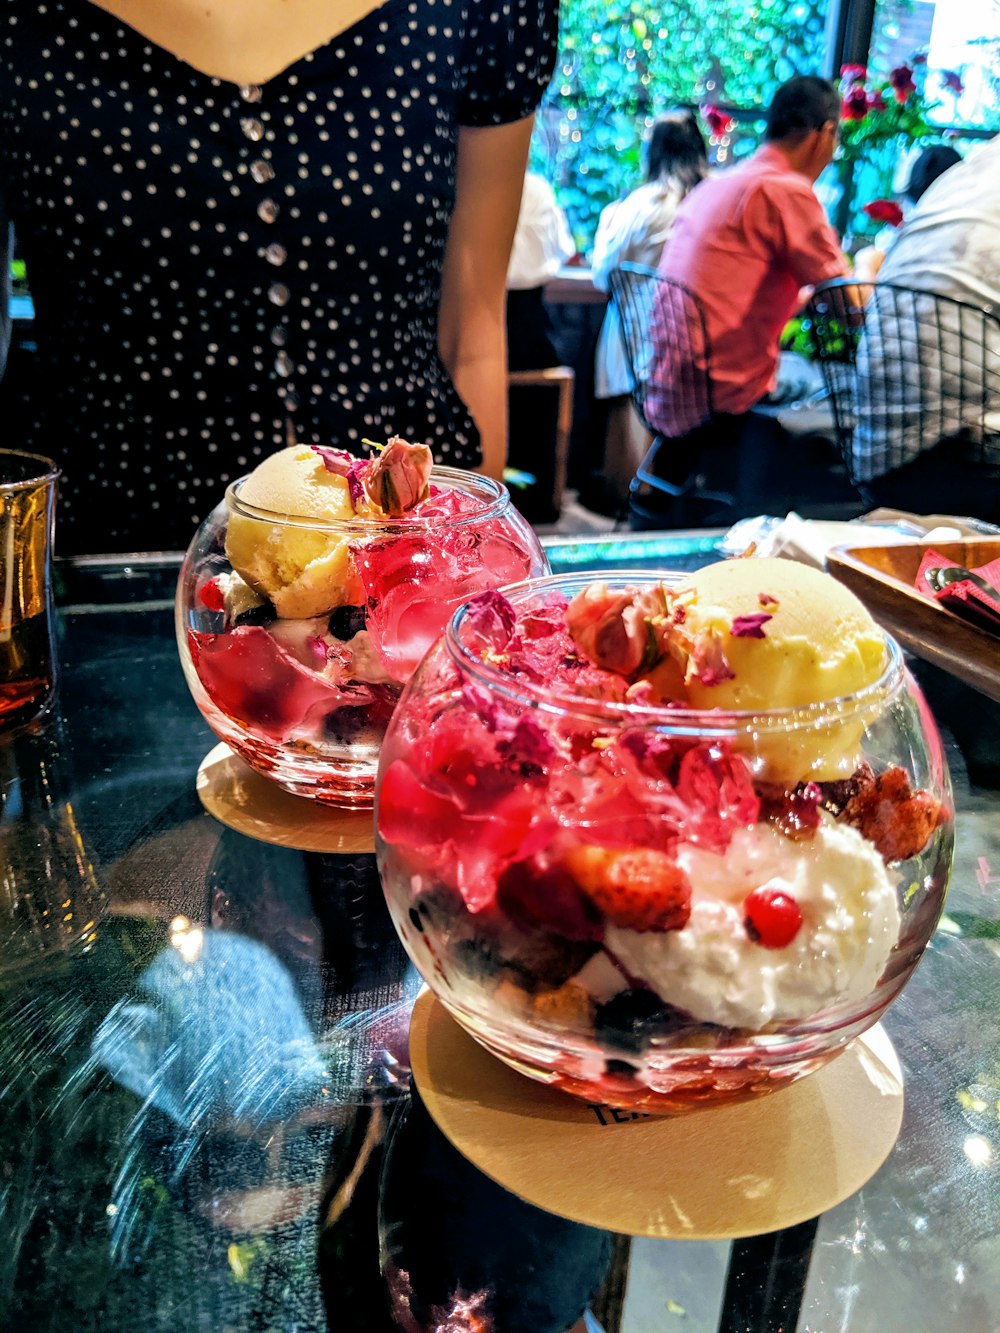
[176,466,548,806]
[0,450,59,731]
[376,571,954,1113]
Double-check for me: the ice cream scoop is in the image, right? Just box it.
[677,557,887,712]
[225,446,363,619]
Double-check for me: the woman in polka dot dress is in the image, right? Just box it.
[0,0,559,554]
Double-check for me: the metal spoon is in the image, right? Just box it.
[924,566,1000,598]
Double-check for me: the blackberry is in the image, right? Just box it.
[328,604,367,640]
[594,989,689,1055]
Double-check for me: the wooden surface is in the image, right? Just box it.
[828,540,1000,703]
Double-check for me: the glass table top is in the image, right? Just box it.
[2,533,999,1333]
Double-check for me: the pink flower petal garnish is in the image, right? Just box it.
[463,589,517,654]
[310,445,355,476]
[731,613,773,639]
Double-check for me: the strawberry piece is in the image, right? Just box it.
[839,764,947,862]
[198,576,226,612]
[565,845,691,933]
[743,888,804,949]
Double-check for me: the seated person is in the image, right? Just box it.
[849,134,1000,517]
[906,143,963,205]
[590,112,709,505]
[854,143,963,280]
[591,110,709,398]
[650,76,847,433]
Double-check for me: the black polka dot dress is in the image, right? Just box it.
[0,0,558,554]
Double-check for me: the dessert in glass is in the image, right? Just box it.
[376,558,954,1112]
[176,439,548,805]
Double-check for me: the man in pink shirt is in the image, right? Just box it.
[652,76,847,424]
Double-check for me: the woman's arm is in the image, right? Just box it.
[438,117,534,480]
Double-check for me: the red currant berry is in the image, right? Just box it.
[199,577,226,612]
[743,888,803,949]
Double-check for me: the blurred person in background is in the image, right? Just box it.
[652,76,847,426]
[849,134,1000,518]
[854,143,964,279]
[0,0,559,554]
[589,110,709,507]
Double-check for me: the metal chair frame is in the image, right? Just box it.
[608,262,735,523]
[807,277,1000,492]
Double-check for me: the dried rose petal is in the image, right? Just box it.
[758,592,779,608]
[731,613,773,639]
[310,445,355,476]
[687,628,735,687]
[464,589,518,655]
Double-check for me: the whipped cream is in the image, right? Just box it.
[604,820,900,1029]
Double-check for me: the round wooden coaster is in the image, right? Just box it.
[409,991,904,1240]
[196,742,375,853]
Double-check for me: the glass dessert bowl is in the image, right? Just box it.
[376,562,954,1113]
[176,440,548,806]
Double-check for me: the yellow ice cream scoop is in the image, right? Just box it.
[675,558,888,782]
[679,558,886,711]
[225,446,364,619]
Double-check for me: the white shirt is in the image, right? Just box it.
[590,179,687,294]
[590,179,688,398]
[851,136,1000,482]
[506,172,575,291]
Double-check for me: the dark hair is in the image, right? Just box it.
[765,76,839,143]
[646,110,709,194]
[906,145,962,203]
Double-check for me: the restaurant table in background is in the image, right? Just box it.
[1,533,999,1332]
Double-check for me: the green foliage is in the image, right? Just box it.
[530,0,829,248]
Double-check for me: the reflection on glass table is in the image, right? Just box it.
[0,532,997,1332]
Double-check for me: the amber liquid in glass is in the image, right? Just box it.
[0,611,53,725]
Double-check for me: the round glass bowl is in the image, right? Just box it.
[376,572,954,1113]
[176,466,548,806]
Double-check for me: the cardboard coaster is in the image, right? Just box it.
[409,991,903,1240]
[196,742,375,853]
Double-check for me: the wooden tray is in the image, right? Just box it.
[828,539,1000,703]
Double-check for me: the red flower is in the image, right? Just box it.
[840,63,867,86]
[840,85,869,121]
[701,104,734,138]
[867,88,887,113]
[889,64,916,103]
[941,70,964,95]
[863,198,905,227]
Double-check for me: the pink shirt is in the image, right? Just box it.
[654,144,846,417]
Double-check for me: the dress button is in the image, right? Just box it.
[265,242,287,266]
[240,117,265,142]
[275,351,293,377]
[270,326,289,347]
[268,283,291,306]
[258,198,280,224]
[250,159,275,184]
[239,84,263,104]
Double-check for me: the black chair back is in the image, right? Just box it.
[608,262,736,527]
[608,262,714,441]
[808,279,1000,513]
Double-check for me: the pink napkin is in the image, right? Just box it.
[914,548,1000,632]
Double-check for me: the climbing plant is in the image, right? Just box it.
[530,0,830,248]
